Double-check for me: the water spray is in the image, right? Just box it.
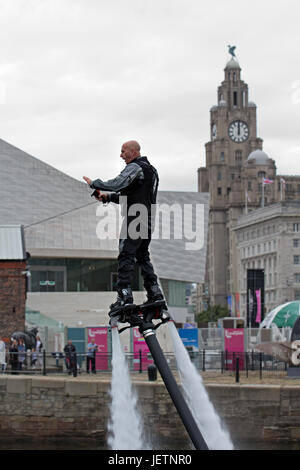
[109,301,209,450]
[141,325,209,450]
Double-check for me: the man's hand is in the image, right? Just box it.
[83,177,108,202]
[98,192,108,203]
[91,189,108,203]
[83,176,92,186]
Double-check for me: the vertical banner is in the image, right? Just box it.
[227,295,232,316]
[248,288,254,323]
[255,289,261,324]
[87,327,108,371]
[247,269,265,327]
[133,327,153,371]
[235,293,240,318]
[224,328,244,370]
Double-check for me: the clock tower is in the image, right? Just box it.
[198,52,263,307]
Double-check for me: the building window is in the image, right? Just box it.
[233,91,238,106]
[295,274,300,283]
[248,181,252,190]
[294,239,300,247]
[28,257,142,292]
[295,291,300,300]
[217,187,222,196]
[220,152,225,162]
[294,255,300,265]
[218,171,222,181]
[294,223,300,233]
[242,91,246,107]
[235,150,242,166]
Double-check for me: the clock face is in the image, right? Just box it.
[212,123,217,140]
[228,120,249,143]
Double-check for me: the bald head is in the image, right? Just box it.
[120,140,141,164]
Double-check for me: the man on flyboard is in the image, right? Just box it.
[83,140,164,316]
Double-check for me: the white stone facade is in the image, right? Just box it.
[233,201,300,319]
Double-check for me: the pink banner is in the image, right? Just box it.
[133,327,153,371]
[224,328,244,370]
[255,289,261,324]
[87,327,108,370]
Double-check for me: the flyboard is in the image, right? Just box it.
[108,300,209,451]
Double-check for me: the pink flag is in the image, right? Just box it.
[255,289,261,323]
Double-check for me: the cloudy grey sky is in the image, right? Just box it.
[0,0,299,191]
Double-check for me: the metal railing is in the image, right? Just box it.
[1,350,290,381]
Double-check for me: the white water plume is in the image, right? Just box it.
[168,322,234,450]
[108,327,147,450]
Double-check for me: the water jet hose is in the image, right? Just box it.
[141,326,209,450]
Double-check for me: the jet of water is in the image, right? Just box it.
[108,328,147,450]
[168,322,234,450]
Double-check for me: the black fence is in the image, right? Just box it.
[1,349,289,381]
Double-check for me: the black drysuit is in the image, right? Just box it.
[90,156,159,292]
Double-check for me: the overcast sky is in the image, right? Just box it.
[0,0,299,191]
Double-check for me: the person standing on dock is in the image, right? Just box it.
[86,338,98,374]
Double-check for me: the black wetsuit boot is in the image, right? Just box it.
[144,283,164,304]
[109,287,134,313]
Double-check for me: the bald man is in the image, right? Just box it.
[83,140,164,314]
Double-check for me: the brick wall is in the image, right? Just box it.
[0,261,26,337]
[1,376,300,448]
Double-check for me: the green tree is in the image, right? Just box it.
[195,305,230,325]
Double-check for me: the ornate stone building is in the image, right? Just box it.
[198,53,300,315]
[233,201,300,320]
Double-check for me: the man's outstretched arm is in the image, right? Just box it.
[83,162,143,192]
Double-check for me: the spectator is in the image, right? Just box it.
[35,335,43,368]
[17,338,26,372]
[0,339,6,372]
[64,340,77,377]
[86,338,98,374]
[31,348,37,369]
[26,349,31,370]
[9,339,19,374]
